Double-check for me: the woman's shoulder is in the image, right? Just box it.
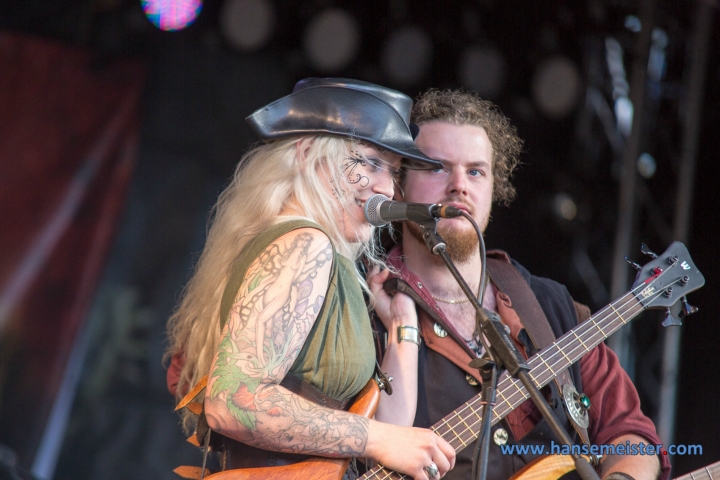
[267,218,331,242]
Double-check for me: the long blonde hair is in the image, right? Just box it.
[165,135,384,430]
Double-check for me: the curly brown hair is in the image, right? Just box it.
[411,89,523,205]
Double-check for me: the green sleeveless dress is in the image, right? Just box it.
[219,219,375,403]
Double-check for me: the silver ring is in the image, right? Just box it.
[424,462,439,479]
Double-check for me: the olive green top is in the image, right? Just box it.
[219,219,375,402]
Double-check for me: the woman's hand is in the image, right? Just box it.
[366,420,456,479]
[368,265,421,427]
[367,265,418,332]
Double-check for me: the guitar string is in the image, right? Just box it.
[435,276,682,449]
[432,295,645,449]
[430,291,644,446]
[363,295,648,479]
[366,278,676,477]
[436,266,684,446]
[367,292,647,479]
[363,267,686,477]
[437,282,674,449]
[433,288,657,451]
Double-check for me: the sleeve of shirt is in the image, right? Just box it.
[580,342,671,479]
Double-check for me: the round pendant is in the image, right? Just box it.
[433,322,448,338]
[493,428,509,446]
[562,384,590,429]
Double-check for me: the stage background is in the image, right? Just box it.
[0,1,717,478]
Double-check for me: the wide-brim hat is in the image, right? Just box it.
[246,78,442,170]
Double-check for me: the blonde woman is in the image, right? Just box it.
[166,78,456,480]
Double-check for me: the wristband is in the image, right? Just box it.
[397,325,420,345]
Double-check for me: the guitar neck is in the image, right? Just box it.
[362,291,646,479]
[673,461,720,480]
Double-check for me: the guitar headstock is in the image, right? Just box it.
[631,242,705,323]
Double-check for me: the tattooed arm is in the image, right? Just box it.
[205,228,456,478]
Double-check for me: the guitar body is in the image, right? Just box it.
[508,455,577,480]
[510,457,720,480]
[180,378,381,480]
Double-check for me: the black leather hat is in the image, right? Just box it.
[246,78,442,170]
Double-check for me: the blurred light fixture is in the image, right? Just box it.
[553,193,578,221]
[303,8,360,72]
[381,26,433,86]
[624,15,642,32]
[141,0,202,31]
[221,0,275,52]
[605,37,633,136]
[614,97,634,137]
[531,55,582,120]
[637,152,657,179]
[458,45,507,98]
[648,28,668,83]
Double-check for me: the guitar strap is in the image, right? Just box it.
[485,255,592,446]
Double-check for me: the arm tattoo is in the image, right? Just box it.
[208,230,369,457]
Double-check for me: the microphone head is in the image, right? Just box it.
[364,194,390,227]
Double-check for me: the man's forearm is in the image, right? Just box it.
[599,434,661,480]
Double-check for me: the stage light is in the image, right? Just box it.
[531,55,582,120]
[637,153,656,179]
[141,0,202,31]
[553,193,578,221]
[303,8,360,72]
[381,26,433,86]
[221,0,274,52]
[605,37,633,136]
[624,15,642,32]
[458,45,507,98]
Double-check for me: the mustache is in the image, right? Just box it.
[439,196,474,215]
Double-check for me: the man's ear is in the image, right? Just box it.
[295,137,315,163]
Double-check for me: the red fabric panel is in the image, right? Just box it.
[0,32,146,465]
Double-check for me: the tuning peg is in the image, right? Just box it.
[680,296,699,318]
[625,256,642,270]
[640,243,658,259]
[662,308,683,327]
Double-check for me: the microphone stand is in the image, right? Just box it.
[417,215,599,480]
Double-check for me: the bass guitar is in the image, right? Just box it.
[186,242,704,480]
[501,455,720,480]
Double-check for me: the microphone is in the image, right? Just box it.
[363,194,464,227]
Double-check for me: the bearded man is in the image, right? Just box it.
[368,89,669,480]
